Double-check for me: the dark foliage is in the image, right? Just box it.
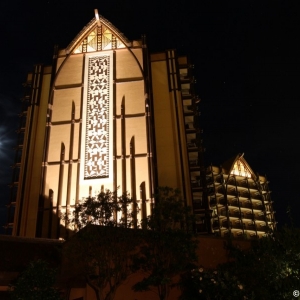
[63,190,139,300]
[66,189,133,230]
[133,187,197,300]
[180,226,300,300]
[10,260,61,300]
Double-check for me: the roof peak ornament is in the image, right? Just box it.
[66,11,131,53]
[94,9,101,26]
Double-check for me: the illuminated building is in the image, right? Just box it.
[6,11,203,238]
[150,51,205,225]
[6,11,275,239]
[206,154,276,238]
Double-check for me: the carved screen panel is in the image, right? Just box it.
[84,56,110,179]
[84,55,111,179]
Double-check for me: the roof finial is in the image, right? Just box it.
[94,9,101,26]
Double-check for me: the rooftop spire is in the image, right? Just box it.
[94,9,101,26]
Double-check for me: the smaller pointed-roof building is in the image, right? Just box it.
[196,154,276,238]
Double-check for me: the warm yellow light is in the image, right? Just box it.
[231,159,252,178]
[94,9,101,27]
[94,9,99,20]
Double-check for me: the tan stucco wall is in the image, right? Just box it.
[42,45,151,237]
[151,59,182,189]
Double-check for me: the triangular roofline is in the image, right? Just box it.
[223,153,257,180]
[66,10,131,54]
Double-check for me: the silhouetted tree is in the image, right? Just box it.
[67,189,134,230]
[63,189,139,300]
[180,266,249,300]
[180,226,300,300]
[10,259,61,300]
[133,187,197,300]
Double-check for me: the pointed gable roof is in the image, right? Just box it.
[66,11,131,54]
[222,153,256,179]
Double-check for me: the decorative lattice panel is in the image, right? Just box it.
[84,55,110,179]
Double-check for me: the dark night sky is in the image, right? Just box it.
[0,0,299,233]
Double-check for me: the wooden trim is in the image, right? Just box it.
[115,77,143,83]
[54,83,83,90]
[115,113,145,119]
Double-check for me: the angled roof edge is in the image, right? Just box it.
[221,155,238,173]
[66,14,131,54]
[222,153,256,179]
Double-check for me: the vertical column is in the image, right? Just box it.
[121,97,126,193]
[75,57,85,204]
[121,96,127,225]
[130,137,137,228]
[65,102,75,238]
[140,182,147,229]
[142,35,156,201]
[16,65,42,236]
[56,143,65,238]
[41,45,58,236]
[113,51,117,192]
[166,50,187,201]
[48,189,53,238]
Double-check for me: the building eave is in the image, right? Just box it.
[66,14,131,54]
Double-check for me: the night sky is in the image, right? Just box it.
[0,1,299,233]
